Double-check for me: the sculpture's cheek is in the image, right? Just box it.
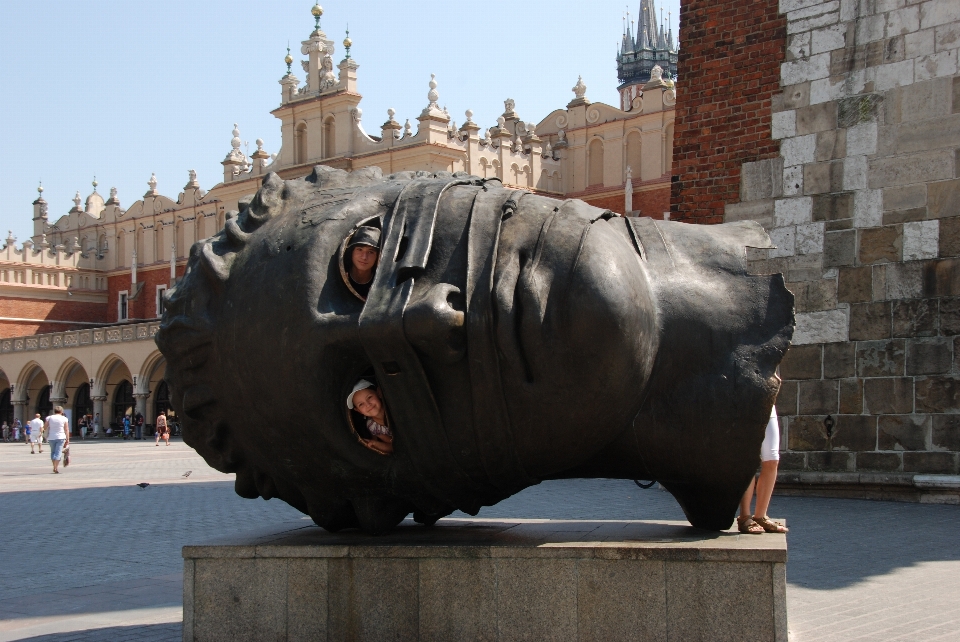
[503,219,659,475]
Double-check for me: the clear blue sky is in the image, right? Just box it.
[0,0,680,245]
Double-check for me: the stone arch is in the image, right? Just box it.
[96,355,134,430]
[588,137,604,186]
[295,121,308,165]
[323,116,336,159]
[16,361,48,404]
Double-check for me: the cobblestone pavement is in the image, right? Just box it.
[1,440,958,641]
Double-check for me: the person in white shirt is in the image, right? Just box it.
[28,414,44,454]
[44,406,70,473]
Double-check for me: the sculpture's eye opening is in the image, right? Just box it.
[339,218,383,302]
[345,370,394,456]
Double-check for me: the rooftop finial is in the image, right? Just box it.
[311,3,323,32]
[343,25,352,59]
[73,191,81,209]
[92,176,98,192]
[285,43,293,74]
[37,181,43,195]
[231,124,242,150]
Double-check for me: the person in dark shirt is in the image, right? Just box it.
[345,226,380,299]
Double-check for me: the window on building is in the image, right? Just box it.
[156,285,167,318]
[118,291,129,321]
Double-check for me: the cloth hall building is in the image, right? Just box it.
[0,3,678,435]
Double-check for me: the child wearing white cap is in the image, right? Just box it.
[347,379,393,454]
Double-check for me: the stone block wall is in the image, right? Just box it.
[726,0,960,481]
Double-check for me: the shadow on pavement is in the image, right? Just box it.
[14,622,181,642]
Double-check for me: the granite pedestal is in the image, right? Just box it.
[182,518,787,642]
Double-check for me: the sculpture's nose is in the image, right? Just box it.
[403,282,466,364]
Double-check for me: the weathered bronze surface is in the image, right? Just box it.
[156,167,794,534]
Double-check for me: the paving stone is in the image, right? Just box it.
[906,337,954,375]
[839,378,863,414]
[915,375,960,413]
[857,339,906,376]
[837,266,872,303]
[800,380,840,415]
[878,415,929,450]
[823,342,857,379]
[863,377,915,414]
[859,226,901,264]
[849,301,892,340]
[892,298,938,337]
[902,451,959,474]
[932,414,960,451]
[856,451,902,472]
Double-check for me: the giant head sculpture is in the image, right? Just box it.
[156,167,794,534]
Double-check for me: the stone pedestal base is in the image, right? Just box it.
[183,518,787,641]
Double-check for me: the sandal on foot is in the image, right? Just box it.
[737,516,764,534]
[753,515,788,533]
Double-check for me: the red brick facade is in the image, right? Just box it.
[670,0,786,224]
[0,297,110,339]
[582,186,672,219]
[107,265,184,323]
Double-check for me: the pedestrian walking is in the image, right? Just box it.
[27,414,44,454]
[2,421,9,442]
[155,413,170,446]
[44,406,69,474]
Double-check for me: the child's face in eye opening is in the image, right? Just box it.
[351,245,379,274]
[353,388,383,419]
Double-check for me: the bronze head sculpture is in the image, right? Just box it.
[156,166,794,534]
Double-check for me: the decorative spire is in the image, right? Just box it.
[427,74,439,109]
[285,44,293,74]
[311,3,323,33]
[419,74,448,121]
[107,187,120,206]
[73,191,82,210]
[343,26,352,59]
[35,182,46,204]
[92,176,98,192]
[185,169,200,189]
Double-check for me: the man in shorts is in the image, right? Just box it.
[44,406,69,473]
[28,413,44,454]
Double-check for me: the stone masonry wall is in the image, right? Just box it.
[726,0,960,482]
[671,0,787,223]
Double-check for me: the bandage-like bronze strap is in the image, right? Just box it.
[358,178,488,512]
